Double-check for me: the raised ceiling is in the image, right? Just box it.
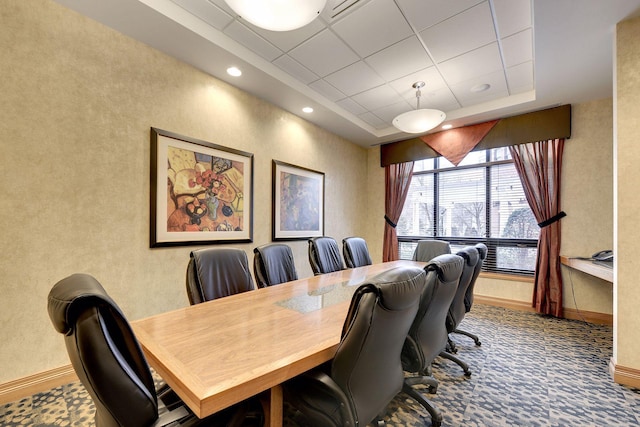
[53,0,640,146]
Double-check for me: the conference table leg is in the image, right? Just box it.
[259,384,283,427]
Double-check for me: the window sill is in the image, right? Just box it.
[479,272,535,283]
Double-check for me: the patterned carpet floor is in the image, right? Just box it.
[2,304,639,426]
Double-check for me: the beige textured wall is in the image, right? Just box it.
[615,16,640,369]
[560,99,614,313]
[0,0,369,383]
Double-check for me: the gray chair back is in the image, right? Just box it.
[308,236,344,275]
[186,248,255,304]
[285,266,424,426]
[342,237,373,268]
[464,243,488,312]
[48,274,159,427]
[253,243,298,287]
[448,246,480,331]
[401,253,464,373]
[412,239,451,262]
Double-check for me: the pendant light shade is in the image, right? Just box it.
[224,0,327,32]
[393,82,446,134]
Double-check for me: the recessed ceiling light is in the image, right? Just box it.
[302,107,314,113]
[442,124,453,130]
[226,67,242,77]
[470,83,490,93]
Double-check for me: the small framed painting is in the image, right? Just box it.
[150,128,253,247]
[272,160,324,241]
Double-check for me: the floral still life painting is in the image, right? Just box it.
[272,160,324,241]
[151,128,253,247]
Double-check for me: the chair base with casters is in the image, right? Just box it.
[438,350,472,377]
[401,382,443,427]
[454,327,482,346]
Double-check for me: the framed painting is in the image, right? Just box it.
[272,160,324,241]
[150,128,253,247]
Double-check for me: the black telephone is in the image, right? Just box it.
[592,250,614,262]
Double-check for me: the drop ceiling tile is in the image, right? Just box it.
[336,98,367,116]
[502,29,533,68]
[331,0,414,58]
[223,21,282,61]
[250,19,326,52]
[449,69,509,106]
[493,0,532,37]
[289,29,359,77]
[350,84,404,110]
[358,111,387,129]
[273,55,319,84]
[389,67,448,98]
[397,0,485,32]
[372,100,413,123]
[419,2,496,63]
[171,0,233,30]
[438,43,503,86]
[506,61,534,94]
[324,61,385,96]
[365,36,433,82]
[308,79,347,101]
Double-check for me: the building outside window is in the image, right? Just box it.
[396,147,538,275]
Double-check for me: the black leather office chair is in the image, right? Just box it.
[186,248,255,304]
[308,236,344,275]
[401,254,464,427]
[47,273,263,427]
[456,242,488,346]
[253,243,298,288]
[342,236,373,268]
[285,266,425,427]
[411,239,451,262]
[438,246,480,374]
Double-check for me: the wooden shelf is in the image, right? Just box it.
[560,255,613,283]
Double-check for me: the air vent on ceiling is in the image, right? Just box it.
[321,0,370,21]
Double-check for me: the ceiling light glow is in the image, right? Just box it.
[227,67,242,77]
[302,107,314,113]
[224,0,327,32]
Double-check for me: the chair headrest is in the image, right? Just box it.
[426,254,464,283]
[48,273,120,335]
[457,246,479,267]
[475,243,488,260]
[366,267,426,311]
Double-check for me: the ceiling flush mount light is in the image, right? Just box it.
[393,82,446,134]
[302,107,314,113]
[224,0,327,32]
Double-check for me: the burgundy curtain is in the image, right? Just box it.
[509,139,565,317]
[383,162,414,262]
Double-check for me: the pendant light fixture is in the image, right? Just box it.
[224,0,327,32]
[393,81,446,134]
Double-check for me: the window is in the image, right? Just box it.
[397,148,538,275]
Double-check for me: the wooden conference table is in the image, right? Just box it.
[132,260,425,426]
